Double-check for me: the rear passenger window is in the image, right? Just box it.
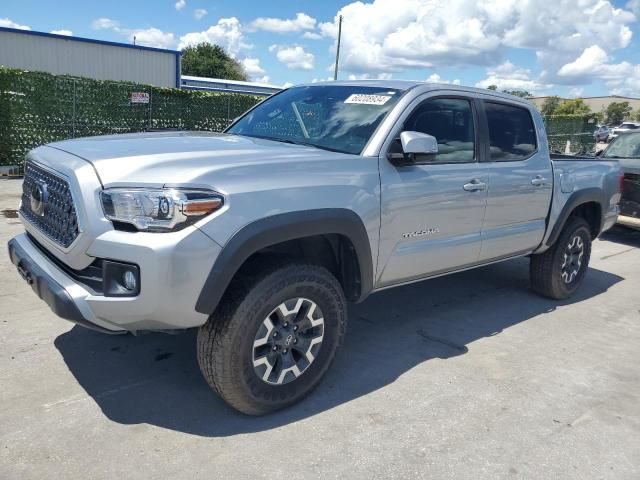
[485,102,537,161]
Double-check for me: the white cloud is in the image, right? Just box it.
[557,45,608,77]
[91,18,174,49]
[50,29,73,36]
[627,0,640,15]
[175,0,186,11]
[270,45,315,70]
[426,73,461,85]
[475,61,551,93]
[249,13,316,34]
[255,76,272,84]
[302,31,323,40]
[0,18,30,30]
[312,77,335,83]
[241,57,266,79]
[282,82,294,88]
[91,18,119,30]
[347,73,393,80]
[558,45,640,96]
[568,87,584,98]
[320,0,636,78]
[178,17,251,55]
[194,8,207,20]
[129,28,175,49]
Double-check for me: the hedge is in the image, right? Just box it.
[0,67,262,166]
[0,67,598,166]
[542,114,597,154]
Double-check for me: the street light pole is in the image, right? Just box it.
[333,15,343,81]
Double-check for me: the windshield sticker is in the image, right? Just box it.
[344,94,392,105]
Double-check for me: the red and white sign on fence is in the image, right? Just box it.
[130,92,150,104]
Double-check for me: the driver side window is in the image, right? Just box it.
[392,97,476,164]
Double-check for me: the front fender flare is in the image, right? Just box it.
[194,209,374,315]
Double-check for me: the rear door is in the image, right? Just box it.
[478,101,553,261]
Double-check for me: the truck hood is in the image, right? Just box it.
[46,131,346,186]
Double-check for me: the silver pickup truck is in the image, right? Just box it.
[8,81,622,415]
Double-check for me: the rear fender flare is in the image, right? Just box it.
[546,188,606,247]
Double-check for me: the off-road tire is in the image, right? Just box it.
[530,216,592,300]
[197,262,347,415]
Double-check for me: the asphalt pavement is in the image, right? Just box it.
[1,178,639,479]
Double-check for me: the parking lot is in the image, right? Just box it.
[1,177,639,479]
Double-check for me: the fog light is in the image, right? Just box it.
[123,270,137,291]
[103,260,140,297]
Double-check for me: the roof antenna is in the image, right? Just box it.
[133,35,136,45]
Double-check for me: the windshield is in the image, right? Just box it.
[603,132,640,158]
[227,85,404,155]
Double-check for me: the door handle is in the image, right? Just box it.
[463,179,487,192]
[531,175,547,186]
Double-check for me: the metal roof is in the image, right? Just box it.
[0,26,181,56]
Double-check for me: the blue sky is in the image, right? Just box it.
[2,0,640,97]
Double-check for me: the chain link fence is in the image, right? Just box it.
[542,115,597,154]
[1,68,601,169]
[0,68,262,168]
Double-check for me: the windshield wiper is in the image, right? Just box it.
[277,139,347,154]
[235,133,348,154]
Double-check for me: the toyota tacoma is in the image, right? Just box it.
[8,81,622,414]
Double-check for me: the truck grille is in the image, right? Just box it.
[20,161,79,248]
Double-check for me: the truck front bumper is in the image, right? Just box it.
[8,236,124,334]
[7,229,221,333]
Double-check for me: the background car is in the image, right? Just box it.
[593,125,611,142]
[601,131,640,228]
[608,122,640,141]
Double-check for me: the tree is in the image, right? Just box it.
[503,89,532,98]
[540,96,561,116]
[605,101,632,125]
[181,42,247,81]
[553,98,591,116]
[631,109,640,122]
[486,85,498,91]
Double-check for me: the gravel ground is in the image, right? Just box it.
[1,178,639,479]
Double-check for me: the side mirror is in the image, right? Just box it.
[400,131,438,162]
[595,149,604,156]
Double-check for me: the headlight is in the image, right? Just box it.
[101,188,224,232]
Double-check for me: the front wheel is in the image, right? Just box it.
[530,216,592,300]
[197,263,347,415]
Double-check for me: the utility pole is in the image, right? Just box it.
[333,15,343,81]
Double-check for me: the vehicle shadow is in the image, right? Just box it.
[54,258,622,437]
[600,225,640,248]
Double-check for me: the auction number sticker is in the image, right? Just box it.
[344,94,392,105]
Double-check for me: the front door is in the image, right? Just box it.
[377,96,488,287]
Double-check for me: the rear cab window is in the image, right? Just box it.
[484,102,537,161]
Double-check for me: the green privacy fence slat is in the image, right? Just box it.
[0,67,262,167]
[542,115,597,154]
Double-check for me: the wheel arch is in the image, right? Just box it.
[546,188,606,247]
[194,209,374,316]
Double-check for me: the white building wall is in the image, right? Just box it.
[0,29,179,88]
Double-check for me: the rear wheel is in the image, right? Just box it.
[530,216,592,300]
[197,263,347,415]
